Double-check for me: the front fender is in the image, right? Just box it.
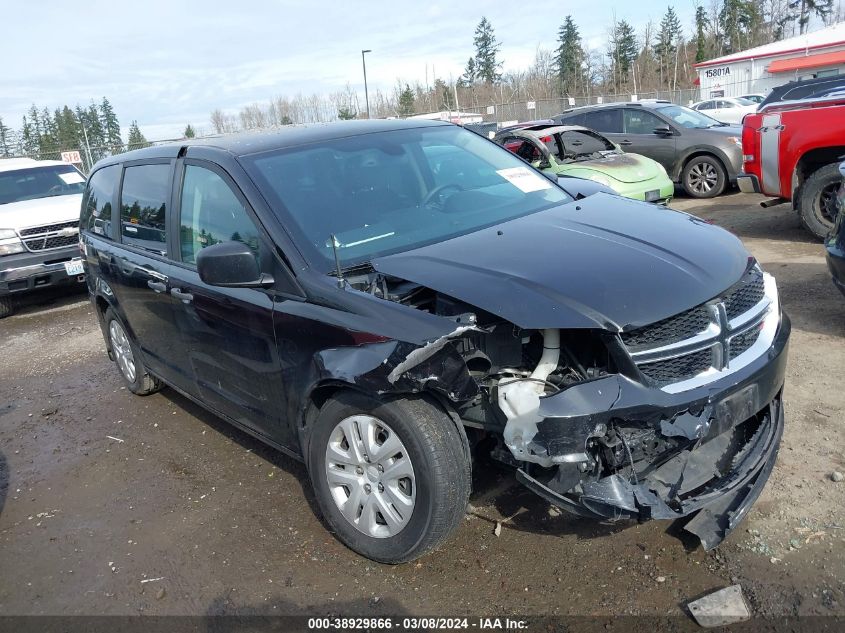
[674,146,740,181]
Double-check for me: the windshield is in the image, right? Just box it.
[0,164,86,205]
[655,105,723,129]
[242,125,572,270]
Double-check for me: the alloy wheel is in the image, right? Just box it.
[688,162,718,194]
[108,319,137,384]
[324,415,416,538]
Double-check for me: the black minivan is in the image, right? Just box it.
[81,120,790,563]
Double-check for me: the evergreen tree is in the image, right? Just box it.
[434,78,455,109]
[461,57,477,86]
[184,124,196,137]
[397,84,416,117]
[720,0,760,54]
[27,105,42,139]
[797,0,834,34]
[39,107,57,155]
[0,117,12,157]
[695,5,708,63]
[86,102,106,148]
[555,16,583,94]
[100,97,123,151]
[654,7,682,88]
[127,120,149,149]
[21,116,37,155]
[473,17,502,84]
[609,20,638,88]
[54,106,80,152]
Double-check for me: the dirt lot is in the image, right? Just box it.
[0,193,843,625]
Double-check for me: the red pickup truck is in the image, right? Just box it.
[738,94,845,239]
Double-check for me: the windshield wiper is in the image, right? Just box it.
[328,261,374,277]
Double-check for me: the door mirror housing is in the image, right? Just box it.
[653,126,673,136]
[196,241,273,288]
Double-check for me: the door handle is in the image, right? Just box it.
[147,280,167,293]
[618,139,633,146]
[171,288,194,304]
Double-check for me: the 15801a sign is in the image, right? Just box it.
[704,66,731,78]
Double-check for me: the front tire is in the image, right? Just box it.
[798,163,841,240]
[0,296,14,319]
[104,308,163,395]
[307,391,470,564]
[682,155,727,198]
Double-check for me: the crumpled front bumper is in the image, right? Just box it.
[516,312,790,550]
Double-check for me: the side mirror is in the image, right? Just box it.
[196,241,273,288]
[839,160,845,178]
[654,126,673,136]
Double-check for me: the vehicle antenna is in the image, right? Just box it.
[330,234,345,288]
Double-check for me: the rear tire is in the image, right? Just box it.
[798,163,841,240]
[0,296,14,319]
[682,155,727,198]
[104,308,163,395]
[307,391,470,564]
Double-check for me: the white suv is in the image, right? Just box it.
[0,158,86,317]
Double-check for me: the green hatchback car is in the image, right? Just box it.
[494,124,675,204]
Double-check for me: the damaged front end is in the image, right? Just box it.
[503,268,790,550]
[321,257,789,550]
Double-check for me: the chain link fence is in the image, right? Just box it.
[7,139,182,174]
[463,88,701,124]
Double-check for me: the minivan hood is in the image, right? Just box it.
[563,153,665,184]
[0,194,83,231]
[372,194,750,331]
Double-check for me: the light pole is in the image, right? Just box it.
[361,49,372,119]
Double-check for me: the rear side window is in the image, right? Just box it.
[584,109,622,133]
[80,166,119,239]
[558,112,586,125]
[120,164,171,255]
[623,110,665,135]
[178,165,262,265]
[557,130,614,156]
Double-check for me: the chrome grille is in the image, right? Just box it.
[19,221,77,237]
[622,266,774,390]
[18,221,79,252]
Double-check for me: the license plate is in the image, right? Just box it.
[64,259,84,276]
[645,189,660,202]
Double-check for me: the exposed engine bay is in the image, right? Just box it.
[339,266,789,549]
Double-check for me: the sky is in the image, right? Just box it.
[2,0,697,140]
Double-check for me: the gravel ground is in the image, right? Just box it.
[0,192,843,625]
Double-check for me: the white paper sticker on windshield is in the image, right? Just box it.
[58,172,85,185]
[496,167,552,193]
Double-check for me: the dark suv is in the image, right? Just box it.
[554,101,744,198]
[81,120,789,563]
